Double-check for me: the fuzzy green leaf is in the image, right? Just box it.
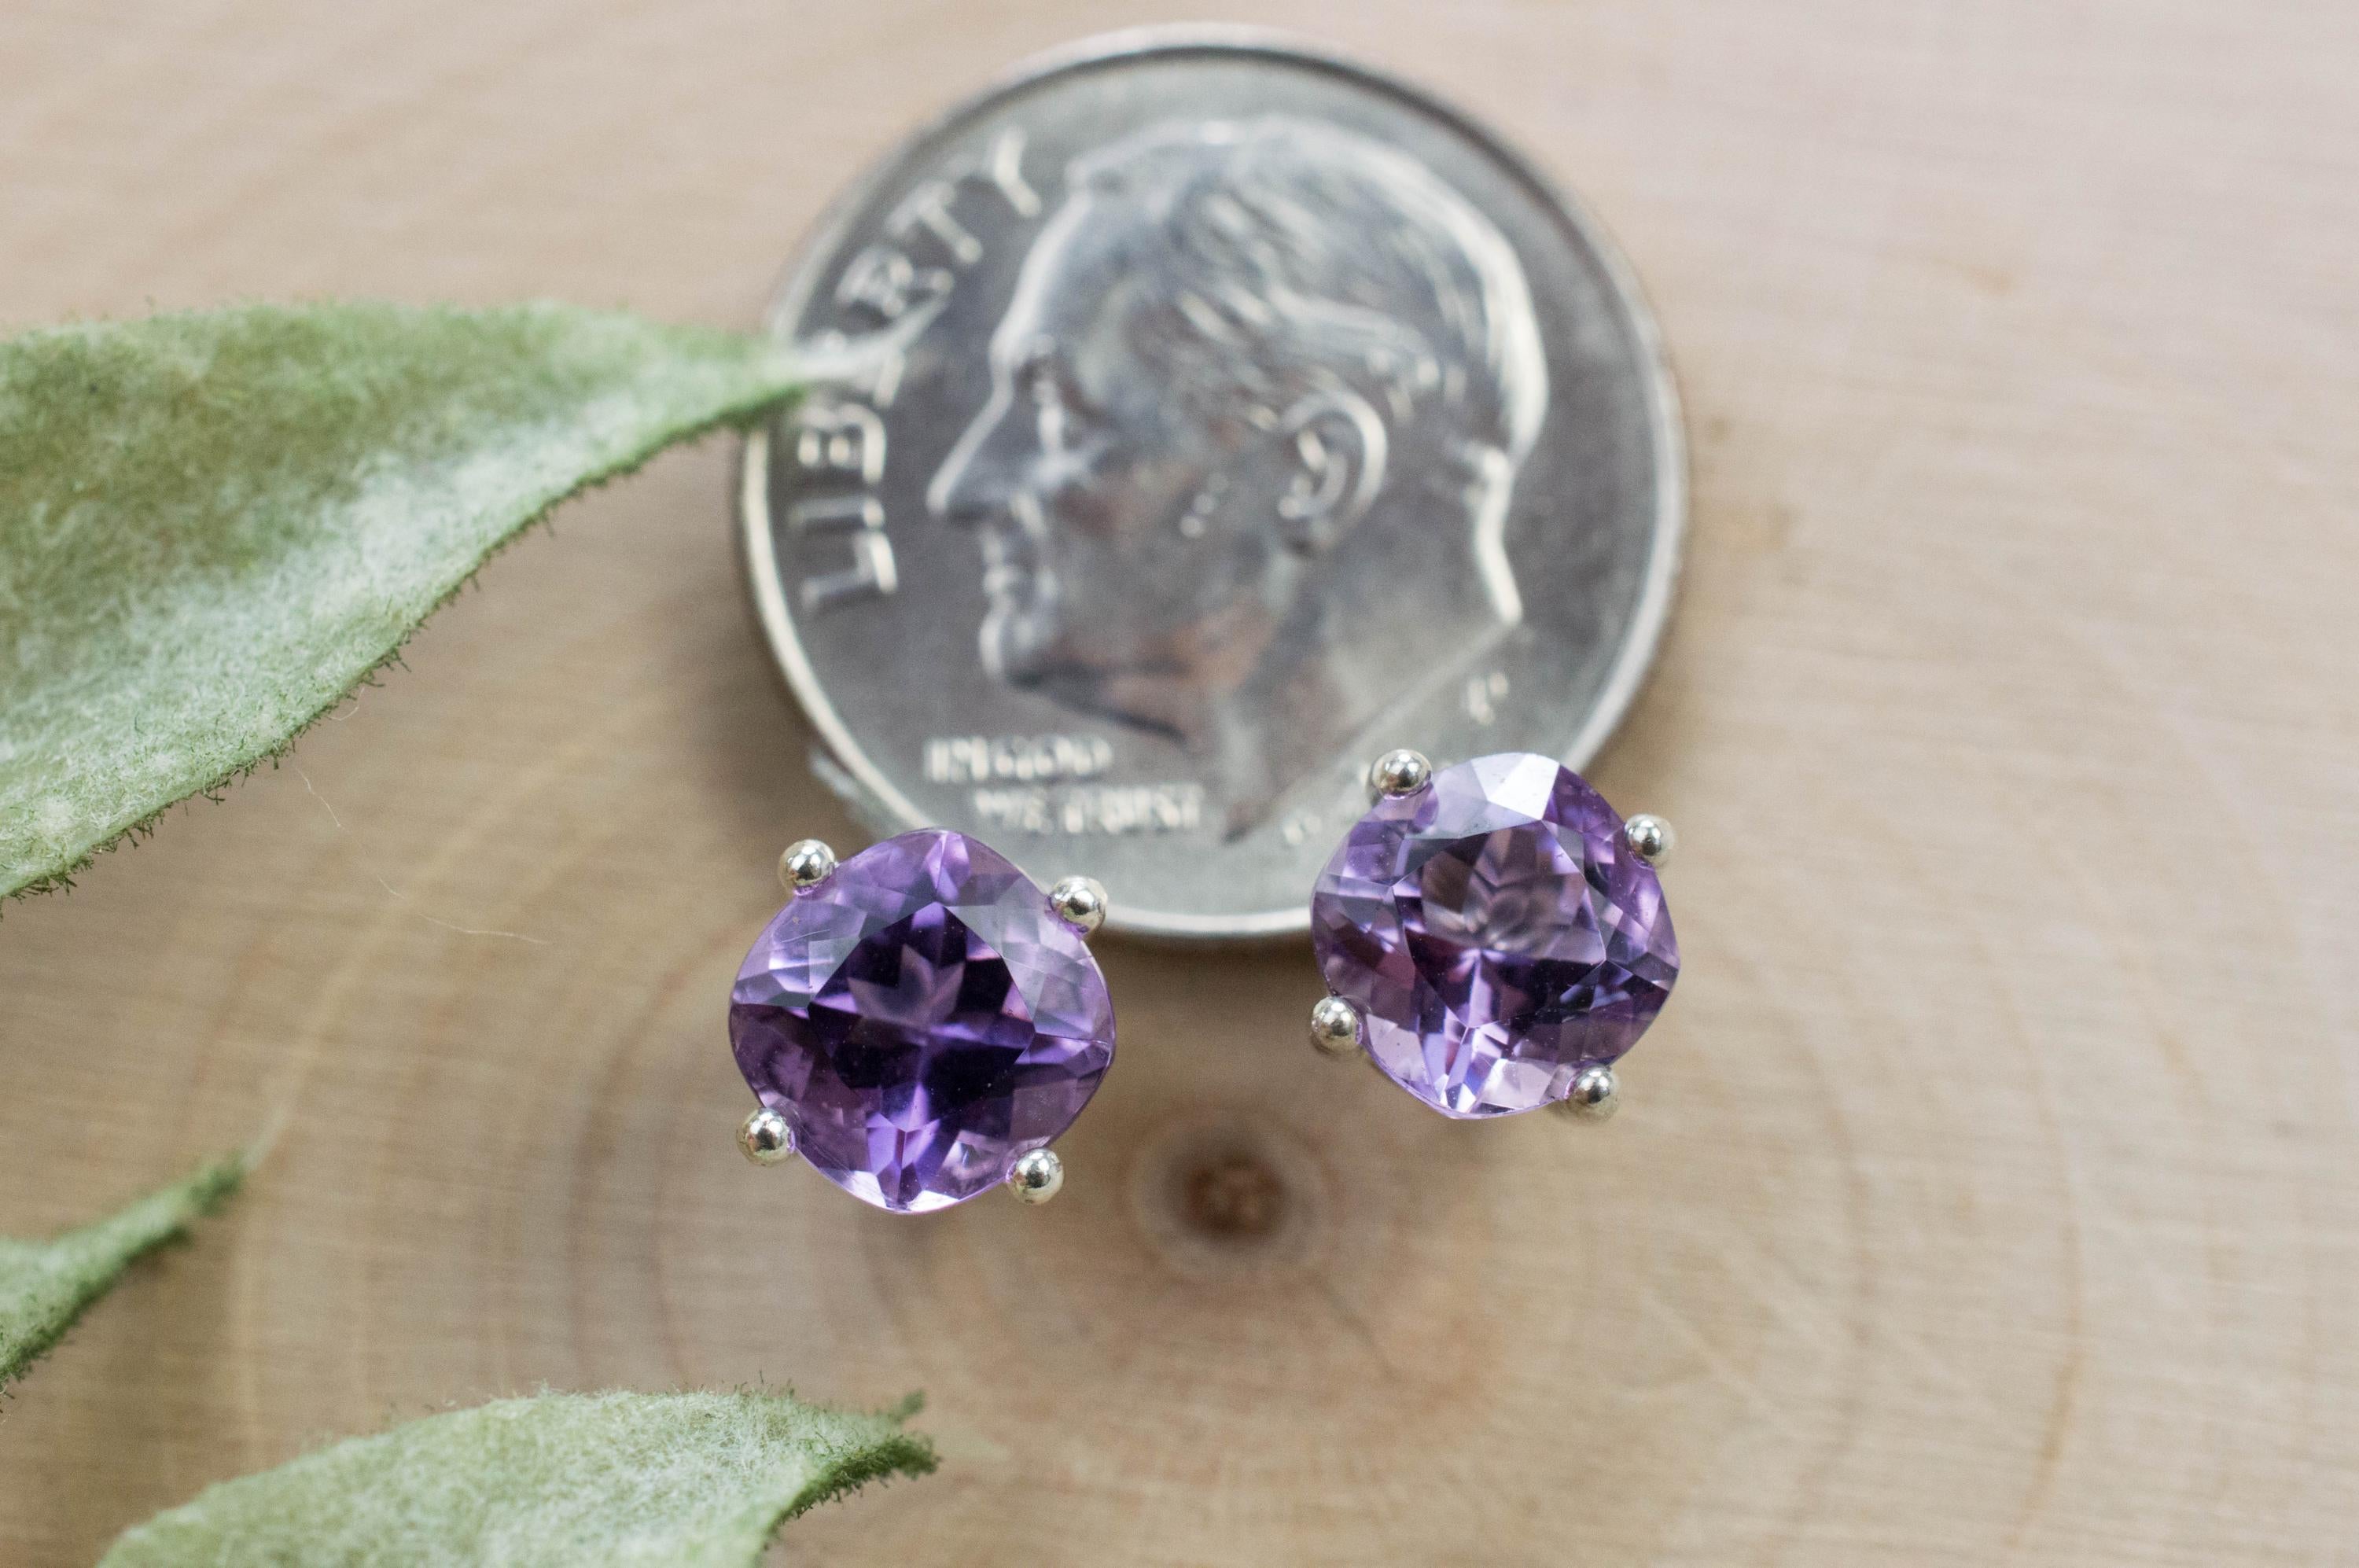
[101,1389,937,1567]
[0,303,800,899]
[0,1154,245,1392]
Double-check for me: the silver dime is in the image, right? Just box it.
[742,29,1684,940]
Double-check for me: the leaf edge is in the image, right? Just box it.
[1,302,802,906]
[0,1151,249,1396]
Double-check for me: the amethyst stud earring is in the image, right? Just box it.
[1307,749,1680,1120]
[728,827,1115,1213]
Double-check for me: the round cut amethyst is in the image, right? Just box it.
[1311,753,1679,1118]
[729,829,1114,1213]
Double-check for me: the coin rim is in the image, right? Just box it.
[738,24,1687,941]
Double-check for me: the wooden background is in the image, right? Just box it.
[5,2,2357,1562]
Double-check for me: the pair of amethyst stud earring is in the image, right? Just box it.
[725,749,1681,1213]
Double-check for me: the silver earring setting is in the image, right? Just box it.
[728,828,1114,1213]
[1305,749,1680,1120]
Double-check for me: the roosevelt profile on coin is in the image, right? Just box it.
[927,116,1549,834]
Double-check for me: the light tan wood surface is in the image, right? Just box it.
[6,2,2357,1563]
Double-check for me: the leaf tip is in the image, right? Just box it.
[185,1150,252,1215]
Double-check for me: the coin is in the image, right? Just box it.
[742,29,1684,940]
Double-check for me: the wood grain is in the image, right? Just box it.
[4,2,2357,1562]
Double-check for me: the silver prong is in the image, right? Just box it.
[1555,1065,1621,1122]
[1047,875,1108,937]
[1621,814,1675,868]
[1007,1147,1064,1205]
[1369,748,1433,798]
[778,838,837,893]
[1308,996,1363,1058]
[738,1107,797,1165]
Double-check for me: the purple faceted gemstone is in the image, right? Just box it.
[1311,753,1680,1118]
[729,829,1113,1213]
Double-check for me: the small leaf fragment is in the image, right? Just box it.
[100,1389,937,1567]
[0,303,802,900]
[0,1153,246,1392]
